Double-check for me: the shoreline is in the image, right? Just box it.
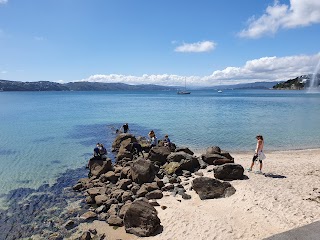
[69,147,320,240]
[1,147,319,239]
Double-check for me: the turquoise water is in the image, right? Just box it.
[1,90,320,197]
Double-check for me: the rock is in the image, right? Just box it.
[136,185,148,198]
[95,205,107,214]
[201,154,234,165]
[130,159,156,184]
[64,220,75,230]
[95,195,108,205]
[110,189,125,202]
[179,158,200,172]
[78,231,92,240]
[119,202,132,218]
[192,177,236,200]
[104,171,118,183]
[220,151,234,160]
[73,183,83,191]
[206,146,221,154]
[89,158,113,177]
[107,215,123,226]
[117,179,132,190]
[124,200,161,237]
[161,184,174,191]
[182,193,192,200]
[112,133,137,151]
[214,163,244,180]
[87,187,105,197]
[175,147,194,155]
[147,146,171,165]
[80,211,97,221]
[145,190,163,200]
[120,166,131,179]
[167,152,192,162]
[122,191,133,202]
[163,162,181,175]
[143,182,160,192]
[107,204,118,216]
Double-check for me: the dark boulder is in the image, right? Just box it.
[147,146,171,165]
[130,159,156,184]
[124,200,161,237]
[112,133,137,151]
[175,147,194,155]
[192,177,236,200]
[201,154,234,165]
[88,158,113,177]
[206,146,221,154]
[214,163,244,180]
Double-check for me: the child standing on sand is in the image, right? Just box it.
[248,135,265,174]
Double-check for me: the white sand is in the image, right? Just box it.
[74,149,320,240]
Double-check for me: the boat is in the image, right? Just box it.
[177,78,191,94]
[217,80,223,93]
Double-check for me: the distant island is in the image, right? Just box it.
[1,74,319,91]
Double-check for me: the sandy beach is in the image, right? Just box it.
[73,148,320,240]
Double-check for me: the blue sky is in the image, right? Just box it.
[0,0,320,87]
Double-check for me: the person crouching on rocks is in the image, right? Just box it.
[87,143,107,168]
[131,142,143,157]
[163,134,171,147]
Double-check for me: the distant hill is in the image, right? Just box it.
[202,81,280,90]
[0,80,174,91]
[272,74,320,90]
[0,80,69,91]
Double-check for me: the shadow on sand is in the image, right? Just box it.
[263,173,287,179]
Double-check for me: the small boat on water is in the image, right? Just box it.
[177,78,191,95]
[218,90,222,93]
[177,91,191,94]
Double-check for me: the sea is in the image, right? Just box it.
[0,89,320,238]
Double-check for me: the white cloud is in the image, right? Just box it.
[0,0,8,4]
[239,0,320,38]
[208,54,320,85]
[174,41,216,53]
[78,53,320,87]
[1,70,7,74]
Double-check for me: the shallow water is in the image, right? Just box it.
[1,89,320,197]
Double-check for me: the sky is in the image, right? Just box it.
[0,0,320,87]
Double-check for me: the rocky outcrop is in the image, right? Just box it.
[75,135,243,238]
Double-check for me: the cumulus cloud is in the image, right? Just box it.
[78,53,320,87]
[0,0,8,4]
[239,0,320,38]
[208,54,320,85]
[174,41,216,53]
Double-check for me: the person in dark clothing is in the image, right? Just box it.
[131,142,143,156]
[122,123,129,133]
